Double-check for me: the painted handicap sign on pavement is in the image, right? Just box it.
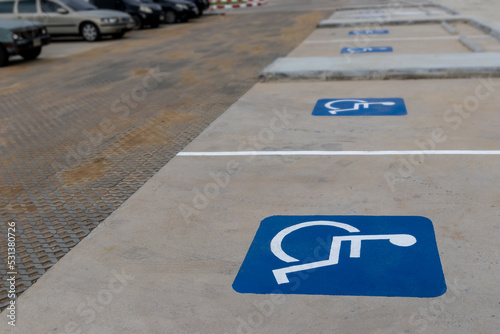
[233,216,446,297]
[341,46,393,54]
[312,98,407,116]
[349,29,389,35]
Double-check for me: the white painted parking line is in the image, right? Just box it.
[178,150,500,157]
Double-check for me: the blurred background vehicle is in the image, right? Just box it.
[184,0,207,17]
[0,17,50,66]
[143,0,191,24]
[90,0,164,29]
[177,0,198,18]
[0,0,134,41]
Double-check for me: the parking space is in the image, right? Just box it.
[2,77,498,333]
[289,37,469,56]
[180,79,500,152]
[304,22,486,41]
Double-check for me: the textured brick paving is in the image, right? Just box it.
[0,10,329,310]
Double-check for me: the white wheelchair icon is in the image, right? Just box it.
[271,221,416,285]
[324,99,395,114]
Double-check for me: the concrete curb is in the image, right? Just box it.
[317,16,468,28]
[333,2,460,16]
[258,53,500,81]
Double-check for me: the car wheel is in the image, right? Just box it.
[81,22,101,42]
[132,15,142,30]
[0,46,9,67]
[19,46,42,60]
[112,32,125,39]
[164,9,177,24]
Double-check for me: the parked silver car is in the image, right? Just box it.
[0,0,134,41]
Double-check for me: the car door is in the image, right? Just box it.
[15,0,40,22]
[39,0,78,35]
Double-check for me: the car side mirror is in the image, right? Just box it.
[57,8,69,14]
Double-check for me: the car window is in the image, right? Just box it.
[59,0,96,10]
[0,1,15,13]
[41,0,62,12]
[17,0,37,12]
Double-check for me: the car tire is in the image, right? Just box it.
[81,22,101,42]
[0,46,8,67]
[164,9,177,24]
[19,46,42,61]
[112,32,125,39]
[132,15,142,30]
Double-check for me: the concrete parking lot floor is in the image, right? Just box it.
[1,79,498,333]
[0,9,330,309]
[1,0,499,332]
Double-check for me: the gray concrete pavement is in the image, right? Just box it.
[1,0,500,333]
[2,155,499,334]
[180,79,500,152]
[1,78,499,333]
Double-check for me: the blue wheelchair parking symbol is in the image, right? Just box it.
[341,46,393,54]
[312,98,407,116]
[349,30,389,35]
[233,216,446,297]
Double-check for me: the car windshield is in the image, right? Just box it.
[124,0,142,5]
[59,0,97,10]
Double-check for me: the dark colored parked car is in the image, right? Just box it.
[143,0,191,23]
[184,0,208,16]
[90,0,164,29]
[176,0,198,18]
[0,18,50,66]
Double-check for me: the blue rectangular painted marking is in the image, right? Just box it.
[341,46,393,54]
[312,98,407,116]
[233,215,447,297]
[349,29,389,35]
